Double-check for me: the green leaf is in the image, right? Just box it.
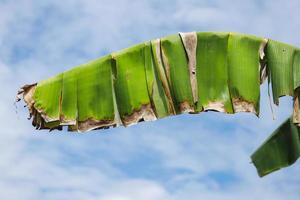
[33,73,63,121]
[76,55,116,131]
[227,33,266,114]
[251,116,300,177]
[267,40,295,104]
[18,31,300,177]
[144,41,170,118]
[196,32,232,113]
[112,43,155,125]
[160,34,194,113]
[61,67,78,125]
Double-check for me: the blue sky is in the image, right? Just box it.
[1,0,300,199]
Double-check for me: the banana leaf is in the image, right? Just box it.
[17,32,300,177]
[251,116,300,177]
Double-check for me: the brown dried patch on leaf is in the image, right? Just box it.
[78,119,116,132]
[179,101,194,113]
[31,109,42,129]
[293,95,300,124]
[259,38,268,84]
[204,101,226,113]
[232,98,257,115]
[179,32,198,103]
[17,83,63,131]
[30,109,57,131]
[122,104,157,127]
[17,83,37,116]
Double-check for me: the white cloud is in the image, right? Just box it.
[0,0,300,199]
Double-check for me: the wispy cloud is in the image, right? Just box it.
[1,0,300,199]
